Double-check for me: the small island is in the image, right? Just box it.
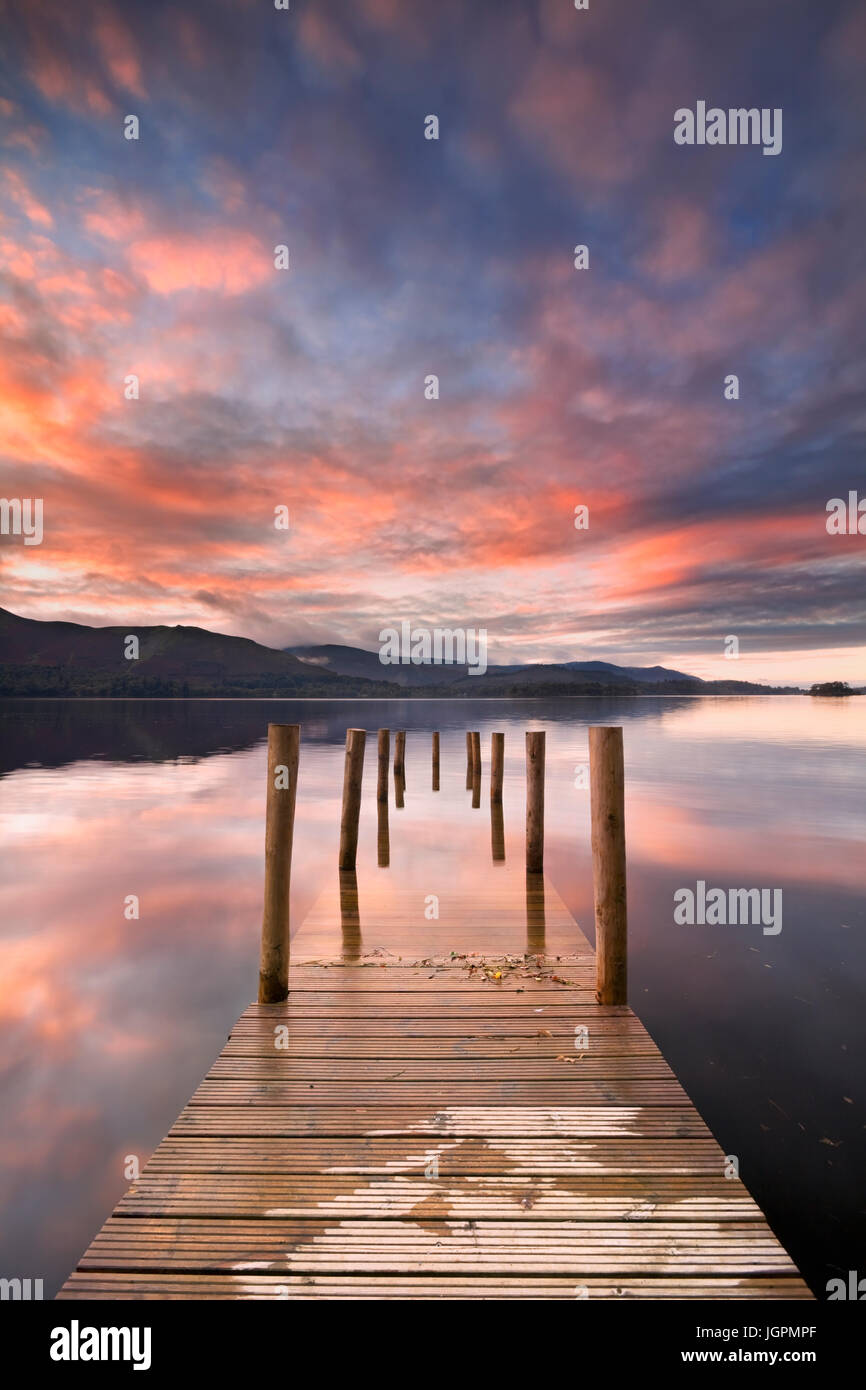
[810,681,855,696]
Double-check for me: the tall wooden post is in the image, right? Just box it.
[377,729,389,802]
[258,723,299,1004]
[432,731,440,791]
[338,728,366,870]
[394,729,406,778]
[490,732,504,803]
[525,730,545,872]
[471,731,481,779]
[589,726,628,1005]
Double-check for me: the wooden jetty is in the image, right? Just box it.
[59,726,811,1300]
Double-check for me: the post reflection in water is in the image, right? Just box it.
[525,871,546,955]
[338,868,361,961]
[490,800,505,863]
[377,796,390,868]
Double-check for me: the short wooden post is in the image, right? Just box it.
[338,728,366,870]
[394,769,405,809]
[377,728,389,802]
[490,732,504,803]
[432,731,440,791]
[377,796,390,867]
[490,800,505,862]
[258,723,299,1004]
[471,731,481,779]
[339,868,361,961]
[465,732,473,788]
[394,729,406,777]
[589,726,628,1005]
[525,730,545,872]
[526,870,546,954]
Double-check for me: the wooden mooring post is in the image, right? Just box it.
[432,731,440,791]
[465,732,473,788]
[525,869,546,954]
[376,728,389,802]
[394,729,406,778]
[377,796,389,867]
[525,729,545,872]
[490,731,504,803]
[338,728,366,870]
[257,723,299,1004]
[339,867,361,961]
[490,800,505,862]
[471,730,481,778]
[589,725,628,1005]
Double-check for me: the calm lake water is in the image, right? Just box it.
[0,696,863,1298]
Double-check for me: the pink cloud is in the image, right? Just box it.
[79,189,148,242]
[298,10,362,76]
[510,52,636,188]
[28,32,113,116]
[93,6,147,98]
[3,169,53,227]
[130,232,274,295]
[640,199,717,284]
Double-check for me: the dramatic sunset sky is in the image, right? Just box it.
[1,0,864,684]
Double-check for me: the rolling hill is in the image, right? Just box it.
[0,609,399,697]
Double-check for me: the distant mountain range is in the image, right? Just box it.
[285,643,704,691]
[0,608,805,697]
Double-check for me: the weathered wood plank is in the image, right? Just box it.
[224,1037,661,1058]
[189,1081,691,1106]
[169,1106,708,1137]
[143,1137,729,1174]
[244,992,599,1007]
[77,1218,803,1276]
[228,1018,640,1038]
[117,1174,764,1221]
[208,1059,677,1080]
[57,1273,813,1300]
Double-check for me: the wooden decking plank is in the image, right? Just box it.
[116,1174,764,1220]
[258,979,597,992]
[143,1137,729,1174]
[57,1273,813,1300]
[189,1082,690,1105]
[76,1217,802,1276]
[169,1106,705,1136]
[227,1019,640,1038]
[224,1039,661,1058]
[208,1060,677,1079]
[240,1008,626,1017]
